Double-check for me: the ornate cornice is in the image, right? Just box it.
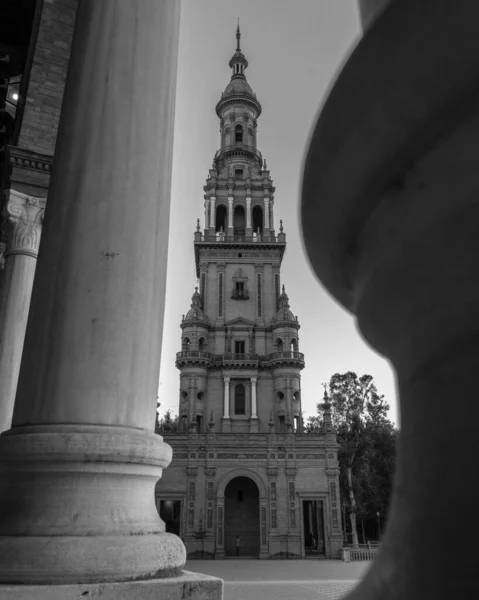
[326,468,339,478]
[2,189,46,258]
[7,145,53,174]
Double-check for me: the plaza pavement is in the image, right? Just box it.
[186,559,371,600]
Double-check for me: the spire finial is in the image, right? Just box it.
[236,19,241,51]
[196,218,200,232]
[282,284,285,294]
[279,219,284,233]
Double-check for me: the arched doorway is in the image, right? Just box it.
[224,476,260,557]
[234,205,245,236]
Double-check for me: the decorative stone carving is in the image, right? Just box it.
[186,467,199,477]
[267,467,279,477]
[326,468,339,477]
[3,189,46,258]
[204,467,217,477]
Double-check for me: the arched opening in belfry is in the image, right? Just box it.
[275,337,283,353]
[182,337,190,351]
[234,205,245,236]
[198,337,206,352]
[252,205,263,234]
[224,476,260,557]
[235,124,243,143]
[290,338,298,353]
[216,205,227,232]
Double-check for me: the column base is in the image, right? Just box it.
[249,417,259,433]
[0,571,223,599]
[0,425,186,584]
[221,418,231,433]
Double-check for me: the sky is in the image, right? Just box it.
[158,0,400,426]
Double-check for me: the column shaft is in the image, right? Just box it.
[246,197,252,230]
[251,377,257,418]
[209,196,216,229]
[264,197,270,229]
[0,191,45,433]
[223,377,230,418]
[228,197,234,230]
[0,0,183,585]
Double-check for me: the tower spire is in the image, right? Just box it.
[236,19,241,51]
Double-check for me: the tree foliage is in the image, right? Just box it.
[155,409,180,434]
[306,372,398,545]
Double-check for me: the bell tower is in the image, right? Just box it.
[158,26,342,562]
[177,24,305,434]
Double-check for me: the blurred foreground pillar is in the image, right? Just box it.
[302,0,479,597]
[0,1,222,597]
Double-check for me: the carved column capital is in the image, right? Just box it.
[3,189,46,258]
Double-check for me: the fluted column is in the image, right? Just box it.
[0,0,184,585]
[0,190,45,433]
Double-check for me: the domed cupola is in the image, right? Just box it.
[184,287,205,321]
[216,24,262,119]
[275,285,297,323]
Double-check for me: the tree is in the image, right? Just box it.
[155,409,180,434]
[306,372,398,547]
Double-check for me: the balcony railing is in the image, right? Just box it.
[175,351,304,366]
[200,233,284,244]
[231,290,249,300]
[214,144,262,162]
[264,351,304,362]
[176,350,212,361]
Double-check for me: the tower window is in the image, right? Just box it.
[235,169,243,178]
[235,124,243,143]
[278,415,285,433]
[234,281,248,299]
[235,383,246,415]
[235,340,245,354]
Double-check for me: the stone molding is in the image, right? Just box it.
[7,145,53,174]
[326,468,339,478]
[2,189,46,258]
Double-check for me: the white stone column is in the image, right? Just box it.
[0,0,188,587]
[228,196,234,231]
[0,190,45,433]
[264,197,270,229]
[209,196,216,229]
[251,377,257,418]
[223,376,230,418]
[246,196,252,230]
